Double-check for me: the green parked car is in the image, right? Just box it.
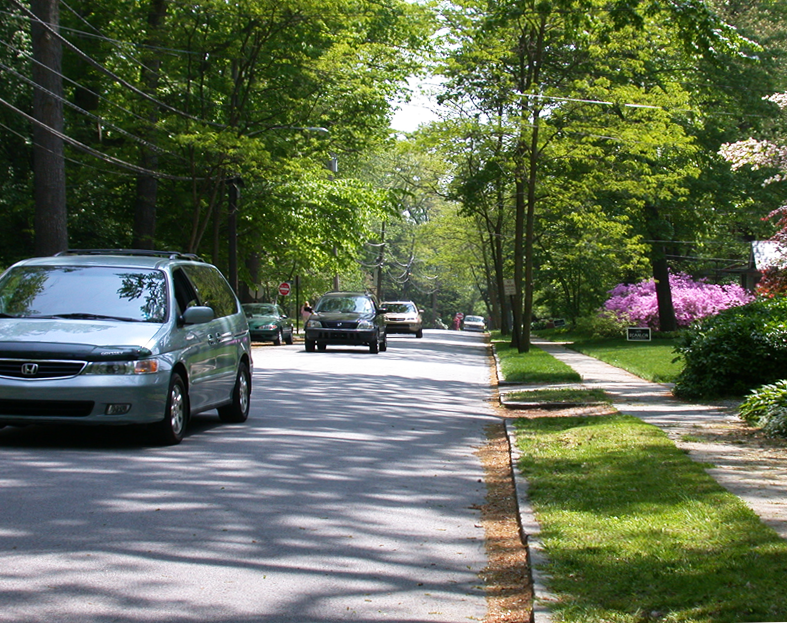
[242,303,294,345]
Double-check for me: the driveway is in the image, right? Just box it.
[0,330,495,622]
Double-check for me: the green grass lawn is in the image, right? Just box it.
[514,413,787,622]
[492,334,581,384]
[530,329,683,383]
[505,387,610,404]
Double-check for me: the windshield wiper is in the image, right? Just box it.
[49,313,144,322]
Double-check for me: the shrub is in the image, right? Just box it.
[739,380,787,438]
[574,310,629,338]
[603,272,753,329]
[673,297,787,399]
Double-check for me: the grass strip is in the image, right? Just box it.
[505,387,610,404]
[568,338,682,383]
[534,330,682,383]
[493,334,581,384]
[514,413,787,622]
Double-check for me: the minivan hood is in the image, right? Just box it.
[0,318,165,359]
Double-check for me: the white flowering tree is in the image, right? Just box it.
[720,97,787,294]
[720,93,787,242]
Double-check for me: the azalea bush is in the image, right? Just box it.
[602,272,753,330]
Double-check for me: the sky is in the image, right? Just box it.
[389,78,442,133]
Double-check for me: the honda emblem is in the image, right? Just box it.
[21,363,39,376]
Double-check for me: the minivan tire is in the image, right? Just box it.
[219,362,251,423]
[153,372,188,445]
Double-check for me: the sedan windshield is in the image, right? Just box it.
[0,266,168,323]
[243,304,277,317]
[385,303,415,314]
[315,296,374,314]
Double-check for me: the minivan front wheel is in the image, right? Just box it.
[153,372,188,445]
[219,362,251,423]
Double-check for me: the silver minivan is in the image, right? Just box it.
[0,250,252,444]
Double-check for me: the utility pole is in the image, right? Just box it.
[31,0,67,255]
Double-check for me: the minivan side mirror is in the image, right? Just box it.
[181,306,215,325]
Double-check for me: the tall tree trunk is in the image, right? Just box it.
[133,0,168,249]
[511,171,526,350]
[646,205,677,332]
[652,252,677,332]
[31,0,67,255]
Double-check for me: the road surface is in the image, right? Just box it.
[0,330,495,622]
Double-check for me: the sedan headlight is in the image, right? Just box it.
[260,323,277,330]
[357,320,374,330]
[306,319,323,329]
[84,359,160,375]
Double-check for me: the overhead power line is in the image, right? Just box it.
[0,60,181,160]
[0,39,159,130]
[8,0,227,130]
[0,95,201,181]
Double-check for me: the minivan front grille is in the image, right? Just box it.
[0,399,94,417]
[0,359,86,379]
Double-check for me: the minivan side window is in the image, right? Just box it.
[182,265,238,318]
[172,268,199,315]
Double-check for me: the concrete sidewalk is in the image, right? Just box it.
[502,339,787,622]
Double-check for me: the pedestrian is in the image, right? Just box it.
[301,301,311,325]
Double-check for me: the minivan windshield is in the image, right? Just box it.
[0,266,168,323]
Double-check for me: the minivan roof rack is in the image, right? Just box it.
[55,249,205,262]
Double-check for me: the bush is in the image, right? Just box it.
[739,380,787,437]
[673,297,787,399]
[603,272,753,329]
[574,311,629,338]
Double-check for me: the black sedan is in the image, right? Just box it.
[303,292,387,353]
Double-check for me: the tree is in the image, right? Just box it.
[30,0,67,255]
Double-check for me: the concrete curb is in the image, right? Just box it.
[505,420,556,623]
[493,346,557,622]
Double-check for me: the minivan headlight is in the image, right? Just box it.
[84,359,160,375]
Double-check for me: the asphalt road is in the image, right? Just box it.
[0,330,496,623]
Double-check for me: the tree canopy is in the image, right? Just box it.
[1,0,786,327]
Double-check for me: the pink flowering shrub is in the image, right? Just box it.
[602,272,754,330]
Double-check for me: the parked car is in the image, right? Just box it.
[304,291,387,353]
[0,249,253,445]
[463,315,487,332]
[242,303,294,345]
[382,300,423,338]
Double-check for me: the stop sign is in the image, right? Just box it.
[278,281,291,296]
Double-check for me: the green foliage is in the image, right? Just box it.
[673,297,787,399]
[574,311,628,339]
[739,380,787,438]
